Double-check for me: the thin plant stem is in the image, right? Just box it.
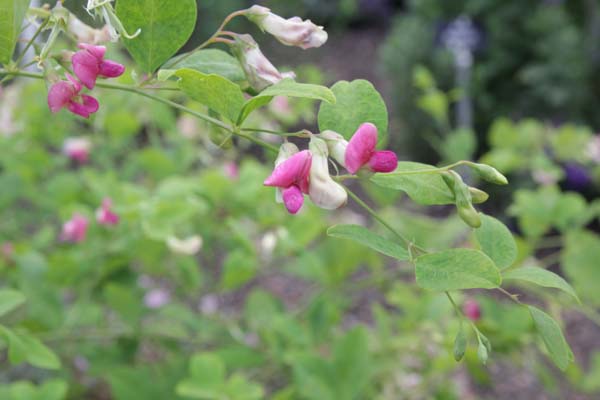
[15,18,49,67]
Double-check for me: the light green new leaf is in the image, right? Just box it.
[176,69,245,123]
[116,0,197,72]
[504,267,580,303]
[176,353,226,399]
[415,248,501,291]
[528,305,574,370]
[318,79,388,145]
[327,224,409,261]
[474,214,517,270]
[371,162,455,205]
[0,0,30,64]
[0,326,61,370]
[0,289,25,317]
[238,79,335,123]
[162,49,246,83]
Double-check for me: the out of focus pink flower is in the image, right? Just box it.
[463,299,481,321]
[345,123,397,174]
[144,288,170,309]
[223,162,239,180]
[68,15,112,44]
[63,137,92,164]
[1,242,14,261]
[264,146,312,214]
[48,74,99,118]
[95,198,119,225]
[72,43,125,90]
[60,213,88,243]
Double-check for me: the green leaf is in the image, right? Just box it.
[162,49,246,83]
[370,162,454,205]
[332,327,370,399]
[327,224,409,261]
[415,249,501,291]
[318,79,388,145]
[504,267,580,303]
[0,289,25,317]
[0,0,29,65]
[453,324,467,361]
[238,79,335,123]
[562,230,600,305]
[474,214,517,270]
[176,353,226,399]
[176,68,245,123]
[0,327,61,370]
[528,305,574,370]
[116,0,197,72]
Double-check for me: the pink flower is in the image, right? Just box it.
[463,299,481,321]
[60,213,88,243]
[48,74,99,118]
[264,149,312,214]
[223,162,239,180]
[144,288,170,309]
[96,198,119,225]
[72,43,125,90]
[345,123,398,174]
[63,137,92,163]
[1,242,13,261]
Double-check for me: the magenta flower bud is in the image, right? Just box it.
[48,74,99,118]
[60,213,88,243]
[264,146,312,214]
[230,34,296,91]
[63,137,92,164]
[246,5,328,49]
[308,137,347,210]
[96,198,119,225]
[72,43,125,90]
[345,122,398,174]
[463,299,481,321]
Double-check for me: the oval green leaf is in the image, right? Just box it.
[318,79,388,145]
[238,79,335,124]
[116,0,197,73]
[176,68,245,123]
[474,214,517,270]
[415,248,501,291]
[327,224,409,261]
[370,162,455,205]
[162,49,246,84]
[528,305,574,371]
[0,288,25,317]
[504,267,580,303]
[0,0,30,64]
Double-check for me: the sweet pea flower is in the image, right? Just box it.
[48,74,99,118]
[60,213,89,243]
[246,5,328,49]
[264,143,312,214]
[96,198,119,225]
[308,137,347,210]
[230,34,296,91]
[345,123,397,174]
[72,43,125,89]
[463,299,481,321]
[63,137,92,164]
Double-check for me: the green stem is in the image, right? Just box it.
[15,18,49,67]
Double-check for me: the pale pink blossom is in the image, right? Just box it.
[95,198,119,225]
[63,137,92,164]
[264,146,312,214]
[223,162,239,180]
[68,15,112,44]
[60,213,88,243]
[144,288,170,309]
[72,43,125,89]
[1,242,13,261]
[345,123,397,174]
[48,74,99,118]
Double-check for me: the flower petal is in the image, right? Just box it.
[81,94,99,114]
[264,150,312,188]
[47,81,75,113]
[282,185,304,214]
[99,59,125,78]
[72,49,102,89]
[78,43,106,59]
[345,122,378,174]
[368,150,398,173]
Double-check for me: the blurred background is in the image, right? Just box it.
[2,0,600,399]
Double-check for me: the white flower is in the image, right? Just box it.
[166,235,203,255]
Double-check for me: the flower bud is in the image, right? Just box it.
[469,162,508,185]
[320,130,348,167]
[274,142,299,204]
[230,34,296,91]
[245,5,328,49]
[469,187,489,204]
[463,299,482,321]
[442,171,481,228]
[308,138,347,210]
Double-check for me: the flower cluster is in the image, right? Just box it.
[60,198,119,243]
[47,44,125,118]
[264,123,397,214]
